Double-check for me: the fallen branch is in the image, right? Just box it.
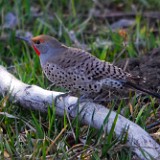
[92,10,160,19]
[0,65,159,160]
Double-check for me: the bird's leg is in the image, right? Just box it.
[93,91,118,103]
[78,94,94,102]
[93,91,110,102]
[47,83,55,90]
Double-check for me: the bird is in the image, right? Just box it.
[16,35,160,100]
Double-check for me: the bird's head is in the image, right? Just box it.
[17,35,65,56]
[17,35,67,66]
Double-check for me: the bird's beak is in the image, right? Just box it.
[16,36,32,46]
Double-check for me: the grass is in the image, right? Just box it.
[0,0,160,159]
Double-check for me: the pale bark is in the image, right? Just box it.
[0,65,159,160]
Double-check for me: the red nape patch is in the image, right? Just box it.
[33,45,40,56]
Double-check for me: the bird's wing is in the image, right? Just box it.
[49,47,140,83]
[49,47,94,68]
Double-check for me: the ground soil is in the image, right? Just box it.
[116,47,160,92]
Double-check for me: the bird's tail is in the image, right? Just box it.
[124,81,160,99]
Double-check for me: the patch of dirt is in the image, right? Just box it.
[116,47,160,92]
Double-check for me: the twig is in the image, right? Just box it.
[46,126,67,154]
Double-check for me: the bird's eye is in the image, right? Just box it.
[35,40,40,44]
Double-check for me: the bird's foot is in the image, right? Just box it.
[55,92,71,103]
[67,95,93,110]
[67,95,93,118]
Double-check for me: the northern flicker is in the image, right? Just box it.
[17,35,160,99]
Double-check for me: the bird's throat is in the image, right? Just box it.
[33,45,40,56]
